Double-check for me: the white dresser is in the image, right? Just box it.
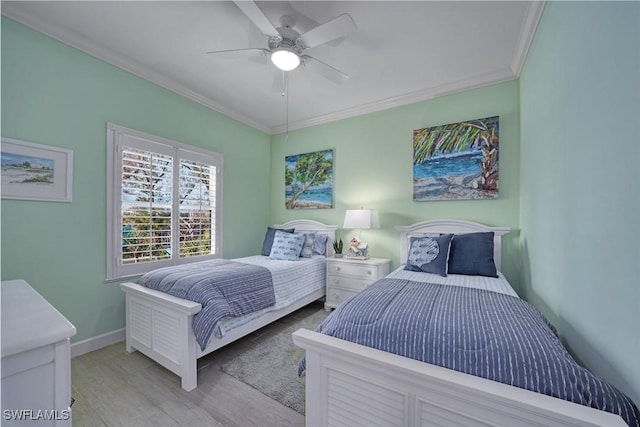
[325,257,391,310]
[1,280,76,427]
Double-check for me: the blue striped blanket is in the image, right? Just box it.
[301,278,640,426]
[138,259,274,350]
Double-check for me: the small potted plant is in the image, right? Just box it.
[332,238,343,258]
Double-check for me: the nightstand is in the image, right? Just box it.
[324,257,391,310]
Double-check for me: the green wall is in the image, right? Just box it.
[1,17,271,343]
[4,3,638,407]
[270,81,522,291]
[520,2,640,402]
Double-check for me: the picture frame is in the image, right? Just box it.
[1,137,74,202]
[413,116,499,201]
[285,149,333,209]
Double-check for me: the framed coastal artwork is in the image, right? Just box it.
[1,137,74,202]
[285,149,333,209]
[413,116,499,201]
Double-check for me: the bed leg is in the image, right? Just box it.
[181,358,197,391]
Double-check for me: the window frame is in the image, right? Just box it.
[106,123,223,281]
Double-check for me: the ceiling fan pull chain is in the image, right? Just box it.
[285,72,289,143]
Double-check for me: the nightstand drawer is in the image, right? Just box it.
[326,287,358,306]
[328,263,378,280]
[327,275,372,291]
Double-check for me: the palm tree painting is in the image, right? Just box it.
[413,116,499,201]
[285,149,333,209]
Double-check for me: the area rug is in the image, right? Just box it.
[221,307,329,414]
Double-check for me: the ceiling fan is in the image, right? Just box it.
[207,1,356,85]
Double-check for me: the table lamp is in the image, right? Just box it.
[342,208,380,259]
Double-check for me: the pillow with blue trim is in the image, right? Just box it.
[405,234,454,277]
[261,227,294,256]
[300,232,317,258]
[313,234,328,255]
[448,232,498,277]
[269,230,306,260]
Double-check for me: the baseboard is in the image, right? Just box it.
[71,328,125,358]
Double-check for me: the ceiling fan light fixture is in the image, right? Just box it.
[271,48,300,71]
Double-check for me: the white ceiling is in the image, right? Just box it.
[2,1,544,135]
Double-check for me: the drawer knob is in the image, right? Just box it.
[336,267,341,272]
[366,270,372,275]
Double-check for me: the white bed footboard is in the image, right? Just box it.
[293,328,627,427]
[121,282,202,391]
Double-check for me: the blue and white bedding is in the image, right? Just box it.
[139,255,327,350]
[138,259,275,350]
[214,255,326,337]
[387,266,519,297]
[302,276,640,426]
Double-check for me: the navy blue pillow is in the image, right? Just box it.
[448,232,498,277]
[405,234,454,277]
[261,227,294,256]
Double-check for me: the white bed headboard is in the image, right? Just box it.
[395,219,510,271]
[273,219,338,256]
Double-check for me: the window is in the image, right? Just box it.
[107,124,223,280]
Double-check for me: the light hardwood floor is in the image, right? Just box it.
[71,302,325,427]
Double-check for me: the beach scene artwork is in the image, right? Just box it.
[413,116,499,201]
[1,137,73,202]
[285,149,333,209]
[1,152,55,185]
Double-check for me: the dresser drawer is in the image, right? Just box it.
[327,274,372,291]
[326,286,358,306]
[328,262,379,280]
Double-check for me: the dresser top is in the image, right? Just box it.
[1,279,77,357]
[326,257,391,266]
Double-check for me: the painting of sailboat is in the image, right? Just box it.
[413,116,499,201]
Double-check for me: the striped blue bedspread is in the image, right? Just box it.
[301,278,640,426]
[138,259,274,350]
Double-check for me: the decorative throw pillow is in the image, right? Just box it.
[313,233,329,255]
[405,234,454,277]
[300,232,317,258]
[261,227,294,256]
[448,232,498,277]
[269,230,306,260]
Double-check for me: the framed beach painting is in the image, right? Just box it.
[285,149,333,209]
[413,116,499,201]
[1,137,73,202]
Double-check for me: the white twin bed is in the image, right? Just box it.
[293,219,633,427]
[120,219,336,391]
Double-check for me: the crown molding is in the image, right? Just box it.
[1,4,272,135]
[270,67,518,135]
[511,1,546,76]
[3,1,544,137]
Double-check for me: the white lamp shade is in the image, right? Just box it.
[343,209,380,229]
[271,48,300,71]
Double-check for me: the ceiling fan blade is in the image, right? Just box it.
[206,48,269,61]
[233,1,280,39]
[299,14,356,49]
[301,55,349,85]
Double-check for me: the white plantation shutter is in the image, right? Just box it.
[107,124,223,280]
[121,147,173,264]
[178,155,217,258]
